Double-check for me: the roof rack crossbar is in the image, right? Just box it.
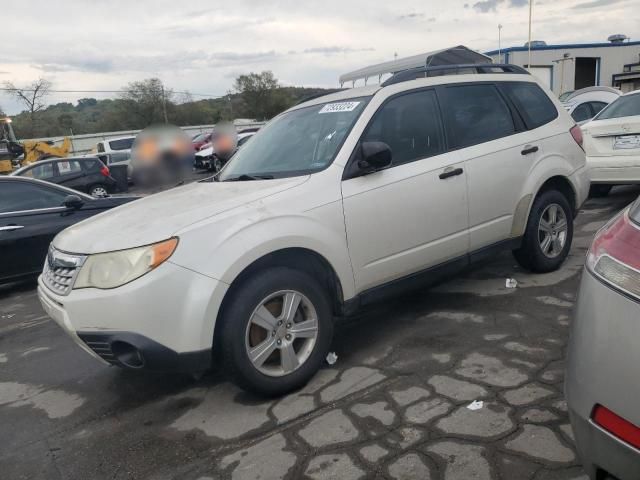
[381,63,530,87]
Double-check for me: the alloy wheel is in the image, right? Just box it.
[244,290,319,377]
[538,203,568,258]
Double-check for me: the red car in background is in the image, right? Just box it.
[191,132,213,151]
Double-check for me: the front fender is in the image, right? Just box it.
[171,204,357,300]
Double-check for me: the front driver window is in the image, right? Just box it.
[361,89,445,167]
[24,163,56,180]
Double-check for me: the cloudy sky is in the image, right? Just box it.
[1,0,638,114]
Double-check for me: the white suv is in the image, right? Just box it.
[38,68,588,395]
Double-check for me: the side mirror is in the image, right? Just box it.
[358,141,392,172]
[63,194,84,210]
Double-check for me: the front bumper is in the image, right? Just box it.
[566,271,640,479]
[38,260,228,372]
[587,154,640,184]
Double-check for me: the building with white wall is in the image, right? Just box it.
[486,38,640,96]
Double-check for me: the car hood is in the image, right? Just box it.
[53,176,308,254]
[196,145,214,157]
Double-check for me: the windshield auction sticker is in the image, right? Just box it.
[319,102,361,114]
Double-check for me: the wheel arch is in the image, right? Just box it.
[213,247,346,356]
[512,174,578,237]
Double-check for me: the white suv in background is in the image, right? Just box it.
[96,135,136,154]
[38,66,588,395]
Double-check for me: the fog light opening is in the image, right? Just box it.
[111,341,145,369]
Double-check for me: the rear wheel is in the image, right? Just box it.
[219,267,333,396]
[513,189,573,272]
[589,184,612,198]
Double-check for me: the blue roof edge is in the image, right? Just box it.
[485,41,640,56]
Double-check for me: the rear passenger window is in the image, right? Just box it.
[502,82,558,129]
[589,101,607,116]
[81,159,99,170]
[362,89,445,166]
[443,84,516,148]
[57,160,82,174]
[571,103,592,123]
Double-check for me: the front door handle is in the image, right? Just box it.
[439,167,464,180]
[0,225,25,232]
[521,145,539,155]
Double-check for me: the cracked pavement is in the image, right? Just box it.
[1,186,638,480]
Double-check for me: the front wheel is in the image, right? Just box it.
[219,267,334,396]
[513,190,573,273]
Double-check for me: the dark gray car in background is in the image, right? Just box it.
[567,195,640,479]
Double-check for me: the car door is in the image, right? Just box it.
[0,181,84,282]
[442,81,551,251]
[341,88,469,293]
[55,159,86,191]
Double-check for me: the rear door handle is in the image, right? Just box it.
[0,225,24,232]
[439,167,464,180]
[521,145,539,155]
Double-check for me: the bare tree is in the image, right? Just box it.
[3,77,52,137]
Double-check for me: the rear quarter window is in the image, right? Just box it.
[81,159,99,170]
[109,138,134,150]
[501,82,558,129]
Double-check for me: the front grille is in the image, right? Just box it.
[83,340,117,364]
[42,247,86,296]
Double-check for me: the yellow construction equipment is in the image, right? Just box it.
[0,117,71,173]
[22,137,72,165]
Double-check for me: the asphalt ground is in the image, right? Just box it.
[1,185,638,480]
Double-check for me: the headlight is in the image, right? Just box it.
[74,238,178,289]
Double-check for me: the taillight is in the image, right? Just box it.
[587,209,640,300]
[570,125,584,150]
[100,166,110,177]
[592,404,640,450]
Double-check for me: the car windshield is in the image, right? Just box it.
[595,93,640,121]
[192,132,209,142]
[218,97,369,180]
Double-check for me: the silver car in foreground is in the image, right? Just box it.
[567,195,640,479]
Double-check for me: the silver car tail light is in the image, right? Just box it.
[587,209,640,300]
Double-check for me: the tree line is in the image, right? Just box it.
[1,72,339,139]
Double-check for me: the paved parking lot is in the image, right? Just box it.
[1,186,638,480]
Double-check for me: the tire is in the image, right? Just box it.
[89,184,109,197]
[513,189,574,273]
[219,267,334,396]
[589,184,612,198]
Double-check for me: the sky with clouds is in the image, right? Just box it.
[1,0,638,114]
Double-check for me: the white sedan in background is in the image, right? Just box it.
[561,86,621,125]
[582,89,640,197]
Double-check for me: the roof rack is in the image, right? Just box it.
[381,63,530,87]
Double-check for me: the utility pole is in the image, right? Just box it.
[527,0,533,71]
[161,84,168,124]
[498,24,503,63]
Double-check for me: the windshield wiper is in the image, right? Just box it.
[223,174,274,182]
